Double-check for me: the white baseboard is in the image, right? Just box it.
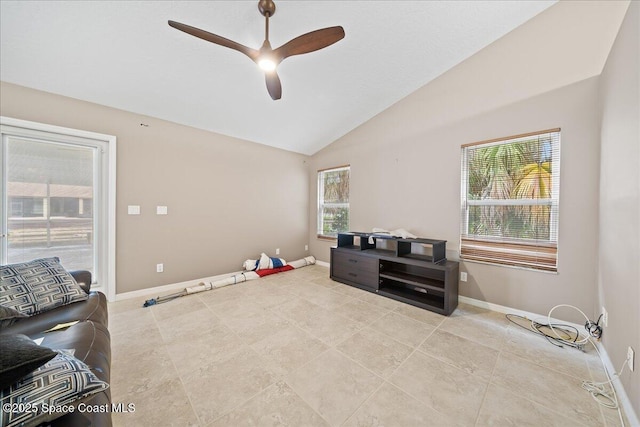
[114,258,328,302]
[594,340,640,427]
[114,270,244,301]
[458,295,586,330]
[459,295,639,425]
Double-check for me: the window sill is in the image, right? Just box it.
[317,235,337,241]
[460,257,558,274]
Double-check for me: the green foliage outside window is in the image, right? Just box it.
[466,136,555,241]
[319,167,349,237]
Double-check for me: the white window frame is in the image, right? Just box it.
[317,165,350,239]
[460,129,561,272]
[1,116,117,300]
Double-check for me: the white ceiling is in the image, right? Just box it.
[0,1,556,155]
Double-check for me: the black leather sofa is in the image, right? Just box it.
[0,271,111,427]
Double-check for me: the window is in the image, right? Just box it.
[460,129,561,272]
[1,117,116,300]
[317,165,350,238]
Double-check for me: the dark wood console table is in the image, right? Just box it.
[330,232,459,315]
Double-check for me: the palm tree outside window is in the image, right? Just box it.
[460,129,561,272]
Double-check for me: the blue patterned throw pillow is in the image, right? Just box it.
[0,350,109,427]
[0,257,88,316]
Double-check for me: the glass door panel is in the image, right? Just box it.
[3,136,96,274]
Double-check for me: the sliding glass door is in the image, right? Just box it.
[1,130,101,278]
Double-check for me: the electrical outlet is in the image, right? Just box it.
[156,263,164,273]
[460,272,468,282]
[276,248,280,255]
[628,347,635,372]
[305,244,308,251]
[602,307,608,327]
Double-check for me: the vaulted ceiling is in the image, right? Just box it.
[1,1,560,154]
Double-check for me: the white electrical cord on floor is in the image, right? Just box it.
[547,304,592,348]
[582,350,628,409]
[545,304,626,427]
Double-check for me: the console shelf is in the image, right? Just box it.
[378,272,445,292]
[377,286,446,311]
[330,232,459,315]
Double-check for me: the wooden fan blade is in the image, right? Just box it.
[273,26,345,62]
[265,72,282,100]
[168,20,259,61]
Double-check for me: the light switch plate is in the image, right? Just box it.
[128,205,140,215]
[156,206,168,215]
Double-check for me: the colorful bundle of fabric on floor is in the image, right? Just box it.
[242,253,288,271]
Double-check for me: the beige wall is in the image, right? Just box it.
[0,82,310,294]
[308,1,623,320]
[598,1,639,416]
[309,77,601,319]
[313,0,626,156]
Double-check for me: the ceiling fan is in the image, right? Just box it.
[168,0,345,100]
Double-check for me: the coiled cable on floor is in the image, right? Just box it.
[505,304,626,427]
[505,313,584,349]
[582,357,628,410]
[547,304,593,349]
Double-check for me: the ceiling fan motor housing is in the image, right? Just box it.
[258,0,276,17]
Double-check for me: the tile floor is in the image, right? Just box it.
[108,265,627,426]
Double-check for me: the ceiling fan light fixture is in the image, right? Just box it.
[258,57,277,72]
